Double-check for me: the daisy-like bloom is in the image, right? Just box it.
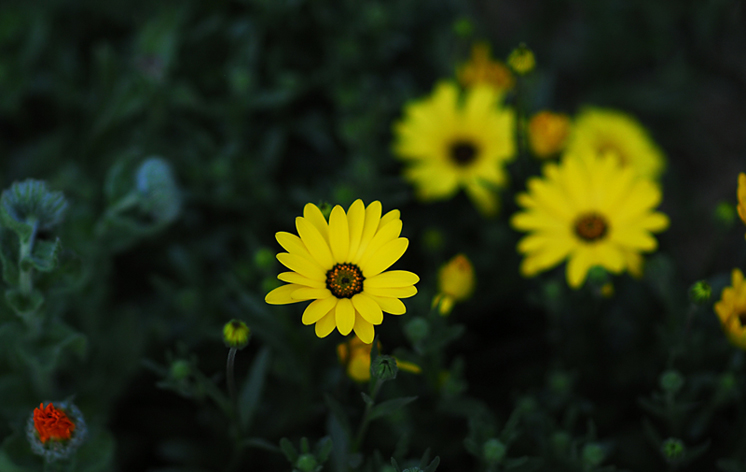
[337,337,421,383]
[528,111,571,159]
[432,254,475,315]
[714,269,746,349]
[393,82,515,216]
[27,401,87,462]
[737,173,746,230]
[265,200,419,344]
[457,42,515,92]
[511,152,669,288]
[564,107,665,181]
[507,43,535,75]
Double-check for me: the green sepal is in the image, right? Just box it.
[368,396,418,421]
[5,288,44,316]
[21,237,61,273]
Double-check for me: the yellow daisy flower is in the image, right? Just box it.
[511,152,669,288]
[714,269,746,350]
[457,42,515,92]
[737,172,746,230]
[432,254,475,315]
[265,200,419,344]
[393,81,515,216]
[564,107,665,180]
[528,111,571,159]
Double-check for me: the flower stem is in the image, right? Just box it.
[353,378,384,452]
[227,347,238,412]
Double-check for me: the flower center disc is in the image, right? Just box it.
[738,312,746,328]
[574,212,608,242]
[449,140,478,166]
[326,263,365,298]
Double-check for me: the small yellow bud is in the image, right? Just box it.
[507,43,535,75]
[433,254,475,315]
[457,42,514,91]
[528,111,571,158]
[223,319,251,350]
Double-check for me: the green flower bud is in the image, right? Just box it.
[169,359,191,380]
[453,17,474,37]
[404,318,429,344]
[136,157,181,225]
[295,453,318,472]
[1,180,68,240]
[688,280,711,305]
[482,438,506,464]
[371,355,398,381]
[661,438,685,463]
[581,443,605,468]
[223,319,251,350]
[659,370,684,395]
[714,201,736,227]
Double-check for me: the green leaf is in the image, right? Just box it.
[361,392,374,407]
[0,229,19,286]
[24,237,61,272]
[239,346,271,430]
[315,437,333,463]
[280,438,298,462]
[368,396,418,422]
[241,437,281,453]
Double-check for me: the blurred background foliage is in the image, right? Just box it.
[0,0,745,471]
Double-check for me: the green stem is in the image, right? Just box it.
[227,347,238,412]
[353,378,384,452]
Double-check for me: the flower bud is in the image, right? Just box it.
[581,443,605,468]
[482,438,506,464]
[1,180,68,241]
[371,355,398,381]
[507,43,535,75]
[659,370,684,395]
[27,401,87,462]
[661,438,685,463]
[688,280,711,305]
[169,359,191,380]
[295,453,318,472]
[223,319,251,350]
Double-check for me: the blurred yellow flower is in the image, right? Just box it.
[715,269,746,350]
[564,108,665,180]
[511,152,669,288]
[337,337,421,383]
[457,42,514,92]
[737,173,746,230]
[432,254,475,315]
[393,82,515,216]
[507,44,535,75]
[265,200,419,344]
[528,111,571,158]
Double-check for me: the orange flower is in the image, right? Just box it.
[528,111,571,158]
[457,42,514,92]
[33,403,75,444]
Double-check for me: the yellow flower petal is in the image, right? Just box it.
[292,287,331,300]
[302,297,338,325]
[353,201,382,262]
[304,203,329,243]
[353,313,375,344]
[366,294,406,315]
[296,217,335,269]
[360,238,409,278]
[278,271,325,288]
[336,298,355,336]
[364,286,417,298]
[329,205,351,263]
[277,253,325,281]
[365,270,420,288]
[354,219,402,265]
[276,231,317,262]
[265,284,305,305]
[352,293,383,325]
[566,248,594,288]
[464,179,499,216]
[315,311,337,338]
[347,199,366,261]
[380,209,401,227]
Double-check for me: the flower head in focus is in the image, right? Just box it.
[715,269,746,350]
[265,200,419,344]
[432,254,475,315]
[27,401,87,462]
[564,108,665,180]
[457,42,514,92]
[511,152,669,288]
[737,173,746,232]
[393,82,515,216]
[528,111,571,159]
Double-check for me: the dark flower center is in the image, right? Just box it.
[449,140,479,166]
[574,213,609,242]
[326,263,365,298]
[738,312,746,328]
